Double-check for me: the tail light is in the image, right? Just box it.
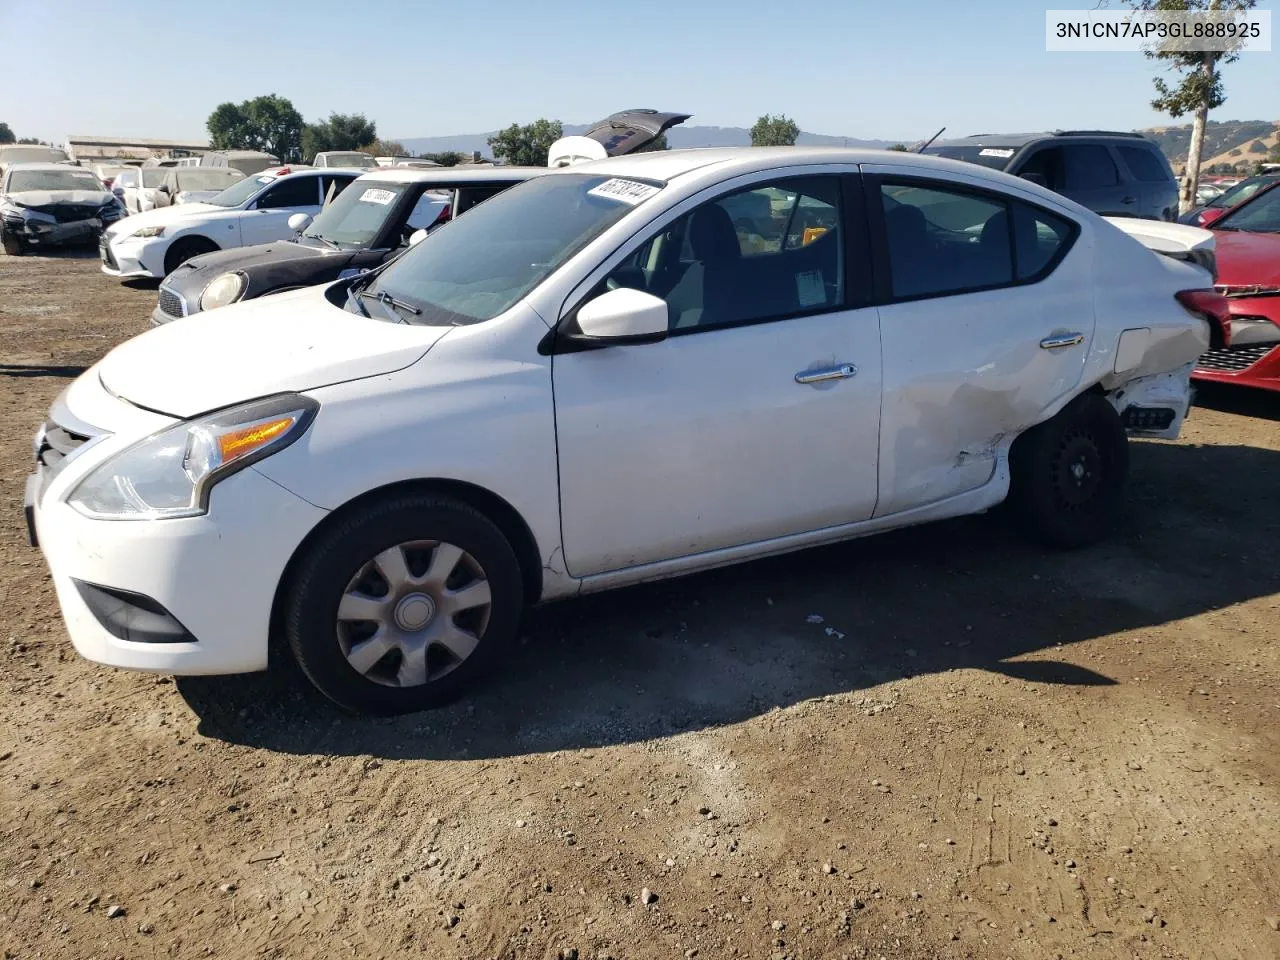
[1176,289,1231,349]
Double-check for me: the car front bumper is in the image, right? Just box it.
[7,215,107,248]
[1192,298,1280,393]
[25,381,329,675]
[100,233,166,278]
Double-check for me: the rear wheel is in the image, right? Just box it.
[1008,394,1129,548]
[163,236,218,275]
[282,493,524,714]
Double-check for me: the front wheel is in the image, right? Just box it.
[282,493,524,714]
[1,228,24,256]
[1008,394,1129,549]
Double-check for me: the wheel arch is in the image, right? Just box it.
[269,478,545,650]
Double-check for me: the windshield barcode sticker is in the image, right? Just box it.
[359,188,396,205]
[587,178,660,205]
[978,148,1015,158]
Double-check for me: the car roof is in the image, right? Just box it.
[353,166,549,185]
[4,162,90,173]
[933,131,1154,148]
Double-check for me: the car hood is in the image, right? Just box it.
[185,239,335,276]
[1213,230,1280,286]
[97,285,448,418]
[106,202,224,234]
[5,188,113,207]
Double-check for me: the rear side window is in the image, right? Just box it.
[258,176,319,209]
[1118,145,1170,183]
[1063,145,1120,188]
[879,181,1075,299]
[320,174,355,203]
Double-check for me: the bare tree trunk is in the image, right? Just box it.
[1180,58,1216,217]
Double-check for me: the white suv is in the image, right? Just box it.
[100,167,362,280]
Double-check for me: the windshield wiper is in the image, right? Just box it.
[357,288,422,322]
[305,233,341,249]
[345,285,371,317]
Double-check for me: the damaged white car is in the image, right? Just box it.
[25,147,1227,713]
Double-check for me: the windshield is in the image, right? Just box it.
[176,169,244,192]
[323,153,377,168]
[6,168,104,193]
[1210,176,1278,209]
[207,174,274,207]
[1218,185,1280,233]
[141,169,168,188]
[0,146,67,165]
[364,173,657,325]
[304,180,417,246]
[922,145,1018,171]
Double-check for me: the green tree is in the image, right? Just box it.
[302,112,377,160]
[1126,0,1259,214]
[887,143,910,152]
[750,114,800,147]
[0,122,14,144]
[357,138,408,158]
[206,94,304,162]
[487,119,563,166]
[419,151,464,166]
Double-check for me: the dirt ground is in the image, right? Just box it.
[1,250,1278,960]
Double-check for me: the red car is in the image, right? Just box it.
[1192,181,1280,392]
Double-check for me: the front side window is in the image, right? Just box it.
[879,180,1073,299]
[116,169,139,189]
[363,173,657,325]
[607,176,845,332]
[257,176,320,209]
[141,169,168,188]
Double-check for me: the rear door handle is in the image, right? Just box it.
[795,363,857,384]
[1121,196,1136,204]
[1040,332,1085,350]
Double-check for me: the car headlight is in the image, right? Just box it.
[21,208,57,224]
[66,394,317,520]
[199,272,246,311]
[131,225,166,239]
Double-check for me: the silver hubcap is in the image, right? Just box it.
[336,540,491,688]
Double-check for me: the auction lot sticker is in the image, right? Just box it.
[588,179,661,205]
[359,188,397,205]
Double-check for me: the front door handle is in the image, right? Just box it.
[1121,196,1136,204]
[795,363,857,384]
[1040,332,1085,350]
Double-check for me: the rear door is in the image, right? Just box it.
[1017,143,1131,215]
[1115,144,1178,220]
[862,165,1093,517]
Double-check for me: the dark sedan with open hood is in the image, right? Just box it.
[152,107,691,324]
[1,163,126,255]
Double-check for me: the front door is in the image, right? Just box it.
[240,176,322,247]
[553,173,883,578]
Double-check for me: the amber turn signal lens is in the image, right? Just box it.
[216,416,296,463]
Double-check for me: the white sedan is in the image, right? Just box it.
[26,147,1227,713]
[99,166,363,279]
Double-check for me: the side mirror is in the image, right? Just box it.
[573,288,668,344]
[288,212,312,233]
[408,228,429,247]
[112,186,125,199]
[1019,172,1048,188]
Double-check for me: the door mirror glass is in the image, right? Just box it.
[288,212,312,233]
[575,288,668,343]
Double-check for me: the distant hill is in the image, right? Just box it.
[1139,119,1279,170]
[400,124,897,158]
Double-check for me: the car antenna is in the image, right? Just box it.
[916,126,946,153]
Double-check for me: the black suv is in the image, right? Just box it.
[924,130,1178,221]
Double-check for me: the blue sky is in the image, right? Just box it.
[2,0,1276,143]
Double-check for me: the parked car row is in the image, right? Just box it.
[25,104,1241,713]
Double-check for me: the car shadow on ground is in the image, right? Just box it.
[179,438,1280,760]
[0,364,86,379]
[1193,381,1280,421]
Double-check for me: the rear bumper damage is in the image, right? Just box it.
[1106,361,1196,441]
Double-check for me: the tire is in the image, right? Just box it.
[1,228,23,256]
[1008,393,1129,549]
[163,236,218,276]
[282,493,524,714]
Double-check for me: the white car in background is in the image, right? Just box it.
[100,166,363,279]
[151,167,247,207]
[112,166,170,214]
[27,146,1227,715]
[313,151,378,170]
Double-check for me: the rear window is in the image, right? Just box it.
[1118,145,1171,183]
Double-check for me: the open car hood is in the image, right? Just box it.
[547,109,691,168]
